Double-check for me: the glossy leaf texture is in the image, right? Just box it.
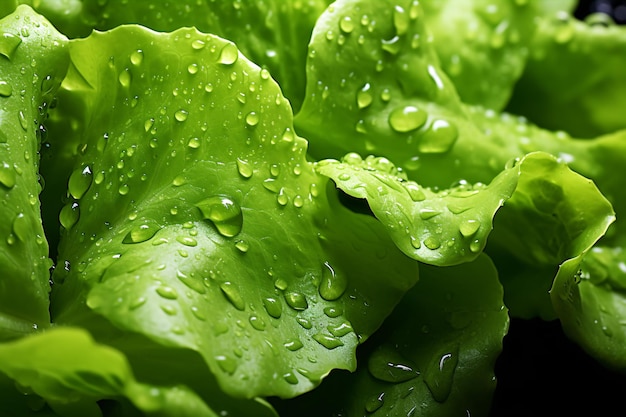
[421,0,539,111]
[507,9,626,137]
[27,0,332,112]
[45,23,419,403]
[0,5,68,339]
[273,254,508,417]
[0,327,220,417]
[316,152,518,266]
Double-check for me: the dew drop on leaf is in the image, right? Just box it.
[59,202,80,229]
[0,32,21,60]
[388,105,428,133]
[424,344,459,402]
[0,162,16,189]
[196,195,243,237]
[285,291,308,311]
[0,80,12,97]
[319,261,348,301]
[263,297,282,319]
[220,281,245,310]
[68,165,93,199]
[122,220,160,244]
[218,43,239,65]
[367,346,420,383]
[313,333,344,349]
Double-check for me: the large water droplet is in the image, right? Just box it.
[459,219,480,237]
[393,5,410,35]
[174,109,188,122]
[156,286,178,300]
[177,270,206,295]
[220,281,245,310]
[11,213,28,242]
[0,32,22,59]
[339,15,355,33]
[0,162,16,188]
[263,297,282,318]
[218,43,239,65]
[0,80,12,97]
[215,354,238,374]
[356,83,373,109]
[130,49,144,66]
[368,346,420,383]
[364,392,385,413]
[196,195,243,237]
[122,220,161,244]
[68,165,93,199]
[285,291,308,311]
[118,68,131,87]
[284,339,304,351]
[59,202,80,229]
[388,106,428,133]
[418,119,458,153]
[319,261,347,301]
[424,344,459,402]
[236,158,253,178]
[313,333,344,349]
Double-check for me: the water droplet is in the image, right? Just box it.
[215,354,238,374]
[130,49,143,66]
[18,110,28,131]
[177,270,206,295]
[245,111,259,126]
[404,182,425,201]
[68,165,93,199]
[220,281,245,310]
[388,105,428,133]
[0,80,12,97]
[0,32,22,59]
[285,291,308,311]
[424,236,441,250]
[118,183,130,195]
[319,261,347,301]
[324,306,343,318]
[283,372,299,385]
[263,297,282,319]
[156,286,178,300]
[235,158,253,178]
[381,36,401,54]
[129,296,147,310]
[118,68,131,87]
[196,195,243,237]
[393,5,410,35]
[187,63,199,74]
[356,83,373,109]
[418,119,458,153]
[11,213,28,242]
[218,43,239,65]
[328,322,353,337]
[234,239,249,253]
[249,314,266,331]
[459,219,480,237]
[176,235,198,247]
[297,317,312,329]
[59,202,80,229]
[368,346,420,383]
[313,333,344,349]
[424,344,459,402]
[0,162,16,188]
[419,208,440,219]
[365,392,385,413]
[174,109,188,122]
[469,239,482,253]
[191,39,206,50]
[339,15,355,33]
[122,220,161,244]
[187,137,201,149]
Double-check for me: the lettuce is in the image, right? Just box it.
[0,1,624,416]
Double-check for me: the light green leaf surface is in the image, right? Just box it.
[421,0,538,110]
[46,24,418,401]
[0,327,219,417]
[0,5,68,339]
[274,254,508,417]
[507,11,626,137]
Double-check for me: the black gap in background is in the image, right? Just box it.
[489,318,626,417]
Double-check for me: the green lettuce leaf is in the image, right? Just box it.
[0,4,69,339]
[273,254,508,416]
[316,152,518,266]
[551,246,626,371]
[45,23,419,402]
[30,0,331,112]
[421,0,538,110]
[0,327,221,417]
[507,10,626,137]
